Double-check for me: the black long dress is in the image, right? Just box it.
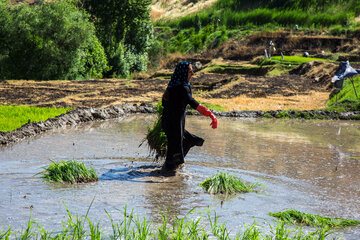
[161,84,204,167]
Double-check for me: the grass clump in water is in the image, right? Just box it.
[269,209,360,228]
[40,160,98,184]
[200,172,259,194]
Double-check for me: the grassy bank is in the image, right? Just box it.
[0,206,345,239]
[325,76,360,111]
[0,105,69,132]
[150,0,360,59]
[160,0,358,30]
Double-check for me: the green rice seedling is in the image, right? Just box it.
[0,204,347,239]
[269,209,360,228]
[157,211,171,240]
[17,214,35,240]
[0,227,11,240]
[87,217,102,240]
[134,217,152,240]
[106,205,136,240]
[186,217,204,239]
[143,101,167,159]
[0,105,69,132]
[271,220,292,239]
[236,222,261,240]
[40,159,98,184]
[200,172,259,194]
[36,224,54,240]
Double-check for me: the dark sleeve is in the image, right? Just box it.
[184,86,199,110]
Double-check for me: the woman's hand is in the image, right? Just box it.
[210,114,217,129]
[196,104,217,129]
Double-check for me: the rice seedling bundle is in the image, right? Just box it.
[40,160,98,184]
[269,209,360,228]
[200,172,259,194]
[144,102,167,159]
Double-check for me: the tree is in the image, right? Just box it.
[0,0,108,80]
[81,0,153,77]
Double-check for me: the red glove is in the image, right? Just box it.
[196,104,217,129]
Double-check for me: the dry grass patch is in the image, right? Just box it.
[151,0,218,20]
[198,91,329,111]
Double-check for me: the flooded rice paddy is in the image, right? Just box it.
[0,115,359,239]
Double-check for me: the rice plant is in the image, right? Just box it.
[269,209,360,228]
[3,205,345,239]
[142,101,167,159]
[40,159,98,184]
[0,104,69,132]
[0,227,11,239]
[200,172,260,194]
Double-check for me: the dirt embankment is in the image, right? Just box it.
[0,78,168,109]
[0,104,155,146]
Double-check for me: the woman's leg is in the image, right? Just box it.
[183,130,204,157]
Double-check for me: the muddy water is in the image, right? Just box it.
[0,115,359,239]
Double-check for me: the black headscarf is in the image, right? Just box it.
[167,61,191,88]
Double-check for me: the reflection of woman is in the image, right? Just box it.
[161,61,217,171]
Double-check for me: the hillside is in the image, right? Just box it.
[151,0,217,20]
[2,0,359,111]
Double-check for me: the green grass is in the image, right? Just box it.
[201,102,226,112]
[326,76,360,111]
[271,55,329,63]
[200,172,259,194]
[40,159,98,184]
[158,0,357,31]
[269,209,360,228]
[142,101,167,159]
[1,205,342,240]
[261,56,328,66]
[0,104,69,132]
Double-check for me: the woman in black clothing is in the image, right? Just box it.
[161,61,217,171]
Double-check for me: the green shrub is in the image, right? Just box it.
[82,0,153,78]
[0,1,108,80]
[200,172,259,194]
[269,209,360,228]
[40,160,98,184]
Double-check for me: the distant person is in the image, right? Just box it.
[295,24,298,31]
[161,61,217,172]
